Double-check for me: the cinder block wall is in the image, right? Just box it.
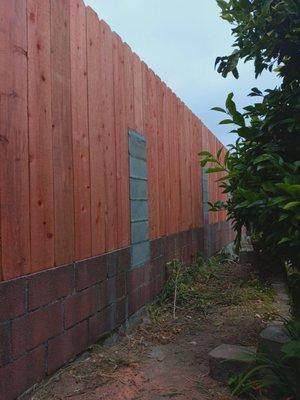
[0,1,235,398]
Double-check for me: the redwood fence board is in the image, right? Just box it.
[86,7,106,256]
[27,0,54,272]
[0,0,230,282]
[0,2,234,397]
[51,0,74,266]
[0,0,30,280]
[70,0,92,260]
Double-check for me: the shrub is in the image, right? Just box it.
[200,0,300,272]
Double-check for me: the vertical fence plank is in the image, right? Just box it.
[113,34,130,249]
[147,70,159,239]
[100,21,117,251]
[70,0,91,260]
[156,77,166,237]
[142,62,149,140]
[186,108,193,229]
[195,119,203,227]
[51,0,74,266]
[28,0,54,272]
[133,53,143,133]
[171,94,181,234]
[86,7,106,255]
[0,0,30,280]
[124,43,134,130]
[178,100,187,231]
[163,83,171,236]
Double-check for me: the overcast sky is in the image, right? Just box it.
[85,0,279,146]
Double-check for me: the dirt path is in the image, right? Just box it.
[29,259,278,400]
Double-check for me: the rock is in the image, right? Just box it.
[148,346,166,362]
[258,324,291,361]
[209,344,256,382]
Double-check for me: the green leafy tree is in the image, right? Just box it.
[200,0,300,271]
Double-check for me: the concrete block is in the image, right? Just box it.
[130,178,148,200]
[209,344,255,382]
[130,156,147,179]
[258,325,291,361]
[131,221,149,244]
[131,241,150,267]
[131,200,148,222]
[128,130,146,160]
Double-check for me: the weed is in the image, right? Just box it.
[150,252,275,324]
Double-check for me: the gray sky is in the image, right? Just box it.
[85,0,279,146]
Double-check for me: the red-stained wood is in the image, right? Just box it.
[167,90,175,234]
[0,1,230,281]
[70,0,91,260]
[86,7,106,255]
[142,62,149,140]
[190,115,197,228]
[146,70,159,239]
[0,0,30,280]
[124,43,134,130]
[168,93,181,234]
[133,53,143,133]
[51,0,74,266]
[113,33,130,248]
[27,0,54,272]
[201,124,209,225]
[196,119,203,227]
[186,108,193,229]
[162,83,171,235]
[156,77,166,237]
[178,101,188,231]
[100,21,117,252]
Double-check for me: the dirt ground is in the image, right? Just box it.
[29,258,279,400]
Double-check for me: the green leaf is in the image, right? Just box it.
[206,166,225,173]
[217,147,223,160]
[278,237,290,244]
[211,107,227,113]
[226,92,237,115]
[219,119,234,125]
[283,201,300,210]
[281,341,300,358]
[276,184,300,197]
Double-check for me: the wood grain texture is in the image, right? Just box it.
[0,0,228,281]
[100,20,117,252]
[51,0,74,266]
[113,33,130,248]
[124,43,134,130]
[27,0,54,271]
[70,0,91,260]
[171,94,181,234]
[86,7,106,255]
[0,0,30,280]
[133,53,143,133]
[162,83,171,235]
[146,70,159,239]
[156,77,166,236]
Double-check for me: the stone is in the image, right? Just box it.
[209,344,256,382]
[258,324,291,361]
[131,241,150,267]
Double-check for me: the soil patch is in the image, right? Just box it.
[29,256,279,400]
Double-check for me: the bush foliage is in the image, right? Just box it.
[201,0,300,270]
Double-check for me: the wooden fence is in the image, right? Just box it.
[0,0,228,282]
